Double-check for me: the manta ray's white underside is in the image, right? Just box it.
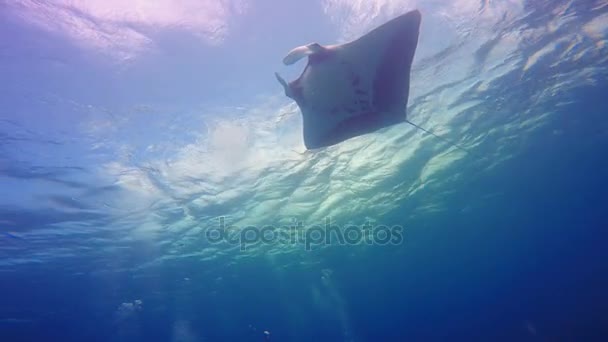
[275,10,422,149]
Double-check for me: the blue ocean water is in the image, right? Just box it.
[1,0,608,341]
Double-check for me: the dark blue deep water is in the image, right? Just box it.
[1,0,608,341]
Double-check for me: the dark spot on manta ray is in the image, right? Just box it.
[275,10,423,150]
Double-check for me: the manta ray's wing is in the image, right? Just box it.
[276,10,421,149]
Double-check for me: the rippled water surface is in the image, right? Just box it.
[1,0,608,341]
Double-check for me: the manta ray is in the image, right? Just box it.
[276,10,466,151]
[275,10,422,149]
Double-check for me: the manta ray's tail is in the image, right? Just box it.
[405,120,470,153]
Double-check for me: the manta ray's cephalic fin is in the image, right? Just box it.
[282,43,326,65]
